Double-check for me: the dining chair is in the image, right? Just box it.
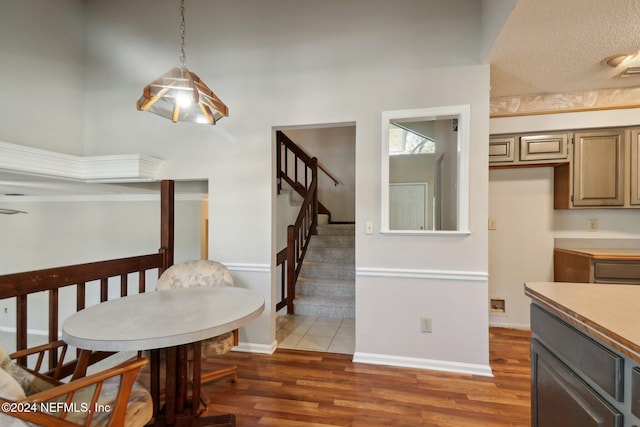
[156,260,239,387]
[0,343,152,427]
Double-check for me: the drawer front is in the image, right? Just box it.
[595,261,640,283]
[531,304,624,401]
[489,137,515,163]
[633,367,640,418]
[532,339,622,427]
[520,134,569,161]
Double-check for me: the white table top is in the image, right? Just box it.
[62,287,265,352]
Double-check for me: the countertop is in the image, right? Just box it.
[525,282,640,363]
[554,247,640,260]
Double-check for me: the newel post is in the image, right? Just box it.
[310,157,318,235]
[160,180,175,274]
[286,225,295,314]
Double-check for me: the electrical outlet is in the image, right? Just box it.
[420,317,432,333]
[588,219,598,232]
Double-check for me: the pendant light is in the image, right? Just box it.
[136,0,228,125]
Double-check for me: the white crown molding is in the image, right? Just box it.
[0,141,164,182]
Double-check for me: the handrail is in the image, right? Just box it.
[277,131,340,188]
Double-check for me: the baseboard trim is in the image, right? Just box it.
[233,341,277,354]
[489,321,531,330]
[0,326,48,336]
[353,352,494,377]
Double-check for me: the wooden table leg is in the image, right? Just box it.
[147,342,237,427]
[70,349,91,380]
[165,347,178,425]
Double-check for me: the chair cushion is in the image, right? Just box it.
[0,371,29,426]
[0,347,54,395]
[157,260,234,290]
[0,346,152,427]
[48,376,153,427]
[201,331,235,357]
[0,368,25,401]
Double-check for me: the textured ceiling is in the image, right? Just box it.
[486,0,640,98]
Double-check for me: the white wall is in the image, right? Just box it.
[489,107,640,329]
[356,67,491,375]
[2,0,492,370]
[489,168,555,328]
[0,0,86,154]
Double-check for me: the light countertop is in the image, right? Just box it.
[525,282,640,362]
[554,247,640,260]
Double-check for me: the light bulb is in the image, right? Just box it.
[176,96,193,107]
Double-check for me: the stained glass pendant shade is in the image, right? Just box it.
[136,0,228,125]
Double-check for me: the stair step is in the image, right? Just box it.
[293,223,356,319]
[300,261,355,280]
[316,224,355,236]
[309,235,354,248]
[305,246,354,263]
[294,296,355,319]
[296,278,355,298]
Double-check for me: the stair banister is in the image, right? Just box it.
[286,157,318,314]
[277,131,340,190]
[278,130,327,314]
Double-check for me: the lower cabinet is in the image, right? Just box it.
[531,303,640,427]
[554,248,640,284]
[532,339,622,427]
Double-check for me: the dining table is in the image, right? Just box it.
[62,286,265,427]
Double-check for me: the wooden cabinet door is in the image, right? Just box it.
[573,130,625,207]
[531,339,623,427]
[631,129,640,205]
[520,133,569,162]
[489,136,515,163]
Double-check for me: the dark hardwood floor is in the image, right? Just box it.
[200,327,531,426]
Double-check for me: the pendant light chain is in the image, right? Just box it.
[179,0,187,68]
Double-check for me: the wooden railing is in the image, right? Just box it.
[0,180,175,376]
[276,131,339,191]
[276,131,320,314]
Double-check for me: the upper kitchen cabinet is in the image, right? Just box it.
[554,128,640,209]
[489,136,515,163]
[489,132,569,166]
[491,126,640,209]
[572,129,625,207]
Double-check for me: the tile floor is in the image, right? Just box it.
[276,315,355,355]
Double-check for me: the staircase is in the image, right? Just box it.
[293,223,355,318]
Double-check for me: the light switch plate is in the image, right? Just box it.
[365,221,374,235]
